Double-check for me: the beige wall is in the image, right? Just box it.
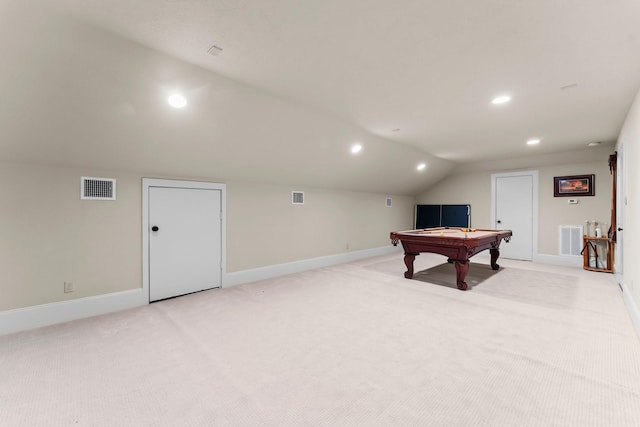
[0,161,414,311]
[0,163,141,311]
[617,87,640,309]
[415,172,493,229]
[538,162,611,254]
[227,181,414,271]
[417,159,612,256]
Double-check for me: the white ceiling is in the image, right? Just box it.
[1,0,639,194]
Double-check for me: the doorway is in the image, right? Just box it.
[491,171,538,261]
[142,179,226,302]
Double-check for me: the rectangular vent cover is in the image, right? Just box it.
[385,197,392,207]
[560,225,582,256]
[81,177,116,200]
[292,191,304,204]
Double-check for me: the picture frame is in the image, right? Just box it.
[553,174,595,197]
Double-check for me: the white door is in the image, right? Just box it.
[149,187,222,301]
[494,174,534,261]
[615,147,624,284]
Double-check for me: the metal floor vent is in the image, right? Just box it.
[560,225,582,256]
[292,191,304,204]
[385,197,392,207]
[81,177,116,200]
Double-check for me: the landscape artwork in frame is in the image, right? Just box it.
[553,174,595,197]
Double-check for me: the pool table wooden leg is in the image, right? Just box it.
[454,260,469,290]
[403,253,418,279]
[490,248,500,270]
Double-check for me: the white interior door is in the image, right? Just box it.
[494,174,534,261]
[615,147,624,283]
[149,187,222,301]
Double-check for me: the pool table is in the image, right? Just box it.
[390,227,512,290]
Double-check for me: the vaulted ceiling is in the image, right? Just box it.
[1,0,639,195]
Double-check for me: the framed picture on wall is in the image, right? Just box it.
[553,174,595,197]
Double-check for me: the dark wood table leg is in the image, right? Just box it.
[490,248,500,270]
[454,260,469,290]
[403,253,417,279]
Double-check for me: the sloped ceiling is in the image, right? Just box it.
[1,0,639,195]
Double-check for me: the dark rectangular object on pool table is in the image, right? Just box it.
[415,204,470,228]
[390,227,512,290]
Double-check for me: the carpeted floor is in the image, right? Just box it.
[1,253,639,426]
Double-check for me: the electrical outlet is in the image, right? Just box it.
[64,282,74,293]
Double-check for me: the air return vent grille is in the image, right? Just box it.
[292,191,304,204]
[81,177,116,200]
[385,197,392,207]
[559,225,582,256]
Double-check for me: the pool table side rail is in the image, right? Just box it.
[389,229,512,261]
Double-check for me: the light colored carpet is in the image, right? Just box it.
[1,253,639,426]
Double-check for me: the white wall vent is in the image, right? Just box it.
[385,197,392,207]
[81,177,116,200]
[559,225,582,256]
[292,191,304,205]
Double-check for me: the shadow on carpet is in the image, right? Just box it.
[412,262,579,309]
[412,262,498,289]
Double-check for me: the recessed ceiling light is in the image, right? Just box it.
[168,94,187,108]
[351,144,362,154]
[491,95,511,105]
[588,141,601,147]
[527,138,540,145]
[416,163,427,171]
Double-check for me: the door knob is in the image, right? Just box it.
[152,226,159,232]
[618,227,623,232]
[497,220,502,224]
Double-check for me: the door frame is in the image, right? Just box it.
[142,178,227,302]
[490,170,539,261]
[615,146,624,284]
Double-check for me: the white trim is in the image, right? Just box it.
[614,145,624,284]
[490,170,539,261]
[225,245,402,287]
[1,244,399,335]
[142,178,227,303]
[473,251,582,268]
[0,289,145,336]
[621,281,640,339]
[533,254,583,268]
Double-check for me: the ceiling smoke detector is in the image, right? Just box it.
[207,45,223,56]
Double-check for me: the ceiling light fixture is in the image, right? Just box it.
[527,138,540,145]
[588,141,601,147]
[391,128,401,132]
[351,144,363,154]
[417,163,427,171]
[168,94,187,108]
[491,95,511,105]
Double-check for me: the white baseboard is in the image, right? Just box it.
[0,289,146,336]
[1,247,402,335]
[620,282,640,339]
[533,254,583,268]
[3,248,582,335]
[473,252,581,268]
[224,245,402,287]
